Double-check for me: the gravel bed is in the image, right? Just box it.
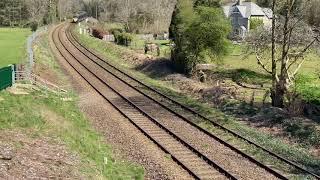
[50,24,192,180]
[60,25,282,179]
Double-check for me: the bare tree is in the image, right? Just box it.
[25,0,49,24]
[247,0,320,107]
[57,0,82,21]
[100,0,177,33]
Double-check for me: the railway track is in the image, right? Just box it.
[66,25,320,180]
[53,24,234,180]
[51,23,319,179]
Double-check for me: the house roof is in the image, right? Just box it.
[237,6,247,17]
[242,2,265,17]
[262,8,273,19]
[223,2,271,19]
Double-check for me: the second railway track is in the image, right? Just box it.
[52,23,319,179]
[53,23,234,180]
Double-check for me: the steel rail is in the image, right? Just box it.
[65,25,290,180]
[53,24,237,180]
[68,24,320,179]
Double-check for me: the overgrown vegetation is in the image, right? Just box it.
[0,0,59,28]
[125,12,154,33]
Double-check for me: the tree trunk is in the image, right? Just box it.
[271,82,286,108]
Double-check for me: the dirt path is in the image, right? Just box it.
[49,24,192,179]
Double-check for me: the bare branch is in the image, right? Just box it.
[287,36,318,70]
[255,46,272,74]
[292,57,307,76]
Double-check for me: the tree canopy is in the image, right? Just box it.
[170,0,230,74]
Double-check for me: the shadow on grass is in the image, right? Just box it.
[208,68,272,86]
[134,58,174,79]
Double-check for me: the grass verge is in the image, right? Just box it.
[0,30,144,179]
[0,90,144,179]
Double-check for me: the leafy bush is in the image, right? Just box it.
[170,2,231,74]
[250,18,264,30]
[114,32,133,46]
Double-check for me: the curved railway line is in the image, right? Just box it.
[51,23,320,180]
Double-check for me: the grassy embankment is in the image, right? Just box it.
[0,28,144,179]
[75,28,320,177]
[0,28,31,67]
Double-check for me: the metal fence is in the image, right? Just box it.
[0,65,14,90]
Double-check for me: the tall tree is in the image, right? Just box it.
[25,0,49,25]
[0,0,28,27]
[247,0,320,107]
[170,0,230,73]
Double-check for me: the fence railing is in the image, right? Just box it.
[0,65,14,91]
[30,74,67,94]
[1,64,67,94]
[15,70,67,94]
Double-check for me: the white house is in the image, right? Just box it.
[223,0,273,39]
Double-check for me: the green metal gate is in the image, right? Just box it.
[0,65,14,90]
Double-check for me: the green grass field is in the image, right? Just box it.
[0,28,31,67]
[220,44,320,104]
[223,44,320,76]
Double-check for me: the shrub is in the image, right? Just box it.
[92,28,108,39]
[114,32,133,46]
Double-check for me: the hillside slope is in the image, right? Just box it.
[102,0,177,33]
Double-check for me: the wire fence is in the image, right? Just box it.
[15,26,67,95]
[15,71,67,94]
